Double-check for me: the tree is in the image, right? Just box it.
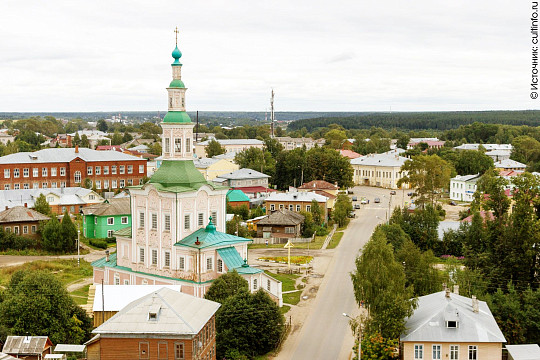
[216,290,284,359]
[0,270,93,344]
[97,119,108,132]
[396,134,410,150]
[42,216,64,252]
[206,139,226,157]
[350,230,416,339]
[33,193,52,216]
[204,270,249,304]
[333,194,352,227]
[324,129,347,149]
[61,212,78,252]
[453,150,494,176]
[110,132,123,145]
[149,142,162,156]
[80,134,90,148]
[263,137,283,159]
[360,333,399,360]
[396,239,443,296]
[511,135,540,171]
[122,132,133,143]
[398,155,453,207]
[234,148,276,177]
[72,133,81,146]
[310,199,323,226]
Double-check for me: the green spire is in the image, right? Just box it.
[172,46,182,66]
[205,217,216,233]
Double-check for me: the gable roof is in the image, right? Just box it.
[350,153,408,167]
[298,180,339,191]
[0,147,142,164]
[226,189,250,202]
[506,344,540,360]
[494,159,527,169]
[215,168,270,180]
[197,139,263,146]
[3,336,52,355]
[174,218,251,249]
[81,198,130,216]
[400,291,506,343]
[257,209,305,226]
[0,206,50,223]
[0,187,102,210]
[93,285,182,312]
[265,191,328,203]
[93,287,220,336]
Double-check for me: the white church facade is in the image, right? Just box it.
[92,36,282,306]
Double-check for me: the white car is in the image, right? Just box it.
[360,198,368,204]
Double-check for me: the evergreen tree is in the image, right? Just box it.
[33,193,52,216]
[204,270,249,304]
[61,212,78,252]
[97,119,108,132]
[42,216,63,252]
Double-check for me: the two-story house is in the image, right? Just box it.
[265,191,329,220]
[82,198,131,239]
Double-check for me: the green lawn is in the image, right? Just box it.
[265,271,299,292]
[283,291,302,305]
[249,235,327,250]
[280,305,291,315]
[326,231,344,249]
[70,284,90,305]
[0,259,93,287]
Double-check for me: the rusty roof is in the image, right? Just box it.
[0,206,50,224]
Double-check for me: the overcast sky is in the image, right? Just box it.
[0,0,537,112]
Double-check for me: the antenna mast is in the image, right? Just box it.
[270,89,275,138]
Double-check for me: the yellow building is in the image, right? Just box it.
[400,289,506,360]
[194,158,239,180]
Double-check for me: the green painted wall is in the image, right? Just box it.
[83,214,131,239]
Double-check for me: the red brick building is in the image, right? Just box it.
[0,147,146,191]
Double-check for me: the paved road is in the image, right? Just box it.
[282,186,395,359]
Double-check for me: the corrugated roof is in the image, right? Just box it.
[0,206,50,223]
[257,209,304,226]
[0,187,102,210]
[495,159,527,168]
[93,287,220,336]
[265,191,328,203]
[3,336,51,355]
[215,168,270,180]
[450,174,481,183]
[226,189,250,202]
[197,139,263,146]
[53,344,86,353]
[350,153,408,167]
[193,157,220,168]
[0,147,142,164]
[400,291,506,343]
[0,353,18,360]
[217,247,263,275]
[92,285,181,312]
[82,198,130,216]
[113,226,132,238]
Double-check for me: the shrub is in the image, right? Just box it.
[89,239,107,249]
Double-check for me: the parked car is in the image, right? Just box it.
[355,204,361,209]
[360,198,368,204]
[348,211,356,218]
[374,197,381,203]
[348,189,354,194]
[352,196,358,201]
[450,201,457,206]
[390,190,396,195]
[407,192,414,196]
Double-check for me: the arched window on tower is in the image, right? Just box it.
[174,138,182,153]
[74,171,81,183]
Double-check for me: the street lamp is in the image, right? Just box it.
[343,312,361,359]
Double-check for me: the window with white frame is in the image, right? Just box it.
[4,169,9,178]
[164,251,170,267]
[253,278,257,290]
[184,214,190,230]
[296,205,301,211]
[96,180,101,189]
[289,204,293,211]
[87,166,92,175]
[468,346,477,360]
[270,204,275,211]
[178,256,185,270]
[285,227,295,234]
[414,344,423,359]
[174,342,184,360]
[174,138,182,153]
[164,214,171,231]
[14,184,19,190]
[111,165,117,174]
[119,179,125,188]
[51,182,56,188]
[42,182,47,188]
[103,166,109,175]
[31,225,36,233]
[124,279,129,285]
[42,167,48,176]
[32,168,38,177]
[60,167,66,176]
[120,165,125,174]
[279,204,284,210]
[23,225,28,234]
[127,179,133,186]
[121,216,128,224]
[114,274,120,285]
[306,205,311,211]
[432,345,441,360]
[139,165,145,173]
[151,213,158,229]
[267,279,271,291]
[206,257,213,271]
[104,180,109,189]
[74,171,81,183]
[95,166,100,175]
[217,259,223,272]
[107,230,114,238]
[139,212,145,228]
[3,185,9,190]
[107,217,114,225]
[128,165,133,174]
[450,345,459,360]
[60,181,66,188]
[198,213,204,227]
[23,168,29,177]
[112,180,117,188]
[14,169,19,178]
[23,183,29,189]
[139,247,145,263]
[151,249,158,265]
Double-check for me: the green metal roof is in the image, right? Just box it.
[169,79,185,88]
[217,247,262,275]
[172,46,182,66]
[175,218,252,249]
[113,226,132,238]
[163,111,191,123]
[92,252,118,268]
[150,160,207,188]
[226,189,250,203]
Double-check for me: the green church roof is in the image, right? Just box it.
[163,111,191,123]
[226,189,250,202]
[217,247,262,275]
[169,79,185,88]
[175,217,252,249]
[172,46,182,66]
[150,160,206,187]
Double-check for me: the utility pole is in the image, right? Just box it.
[270,89,275,138]
[196,111,199,142]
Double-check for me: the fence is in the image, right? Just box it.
[251,235,314,245]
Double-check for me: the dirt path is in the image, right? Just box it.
[66,277,94,292]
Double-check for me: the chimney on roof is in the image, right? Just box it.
[5,206,8,210]
[445,288,451,298]
[105,250,110,262]
[472,295,479,313]
[75,145,79,153]
[24,203,27,208]
[453,284,459,295]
